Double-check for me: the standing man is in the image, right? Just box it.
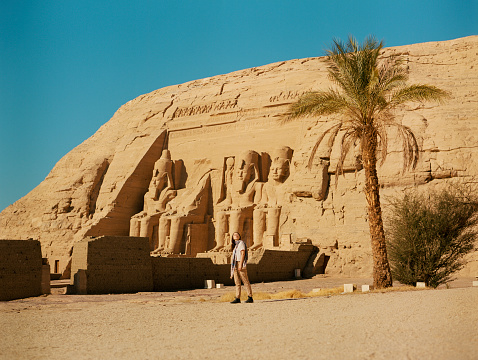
[230,232,253,303]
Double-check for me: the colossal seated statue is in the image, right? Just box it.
[252,146,293,249]
[211,150,263,251]
[155,173,211,255]
[129,149,177,250]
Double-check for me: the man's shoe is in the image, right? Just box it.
[230,298,241,304]
[245,296,254,303]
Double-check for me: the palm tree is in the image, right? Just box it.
[287,36,449,288]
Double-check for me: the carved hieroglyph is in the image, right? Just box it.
[1,36,477,277]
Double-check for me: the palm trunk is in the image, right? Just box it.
[362,127,393,288]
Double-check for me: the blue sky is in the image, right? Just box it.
[0,1,476,211]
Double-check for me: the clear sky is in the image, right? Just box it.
[0,0,476,212]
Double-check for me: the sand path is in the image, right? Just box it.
[1,277,476,359]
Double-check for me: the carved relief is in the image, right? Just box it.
[269,90,310,103]
[172,98,238,119]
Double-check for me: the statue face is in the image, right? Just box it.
[236,159,253,184]
[232,151,257,193]
[270,159,289,182]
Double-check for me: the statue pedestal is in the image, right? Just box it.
[196,252,232,264]
[263,235,276,249]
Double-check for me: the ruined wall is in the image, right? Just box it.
[152,257,222,291]
[152,245,315,291]
[1,36,477,277]
[70,236,153,294]
[0,240,43,301]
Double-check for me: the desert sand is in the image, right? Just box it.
[1,277,476,360]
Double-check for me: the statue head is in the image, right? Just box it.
[155,149,173,174]
[269,146,293,183]
[233,150,259,193]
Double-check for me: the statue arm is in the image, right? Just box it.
[254,183,265,205]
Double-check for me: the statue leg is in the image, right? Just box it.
[230,208,250,246]
[266,207,281,247]
[148,213,161,251]
[129,217,140,237]
[211,211,227,251]
[167,216,187,254]
[157,216,170,251]
[229,209,242,234]
[139,216,151,238]
[229,210,244,240]
[240,207,254,247]
[251,208,266,250]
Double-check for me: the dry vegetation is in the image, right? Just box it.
[219,285,428,302]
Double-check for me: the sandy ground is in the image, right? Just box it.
[1,277,477,360]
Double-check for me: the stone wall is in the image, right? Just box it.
[0,240,43,301]
[70,236,153,294]
[152,245,316,291]
[152,257,222,291]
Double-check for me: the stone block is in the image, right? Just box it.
[279,234,293,250]
[216,283,224,289]
[361,284,372,292]
[74,269,87,295]
[416,282,426,288]
[0,239,43,301]
[185,223,209,256]
[344,284,356,293]
[41,264,51,295]
[472,281,478,287]
[263,235,275,249]
[70,236,153,294]
[205,280,215,289]
[294,269,301,278]
[311,288,321,293]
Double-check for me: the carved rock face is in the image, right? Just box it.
[1,36,477,277]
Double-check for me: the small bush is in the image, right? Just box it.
[386,184,478,288]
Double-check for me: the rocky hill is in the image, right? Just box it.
[1,36,477,277]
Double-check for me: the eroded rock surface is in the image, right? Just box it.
[1,36,477,276]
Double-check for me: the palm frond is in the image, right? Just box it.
[335,127,360,177]
[288,90,349,119]
[395,125,420,171]
[390,84,450,107]
[307,123,341,169]
[376,124,389,166]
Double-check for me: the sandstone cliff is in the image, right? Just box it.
[1,36,477,277]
